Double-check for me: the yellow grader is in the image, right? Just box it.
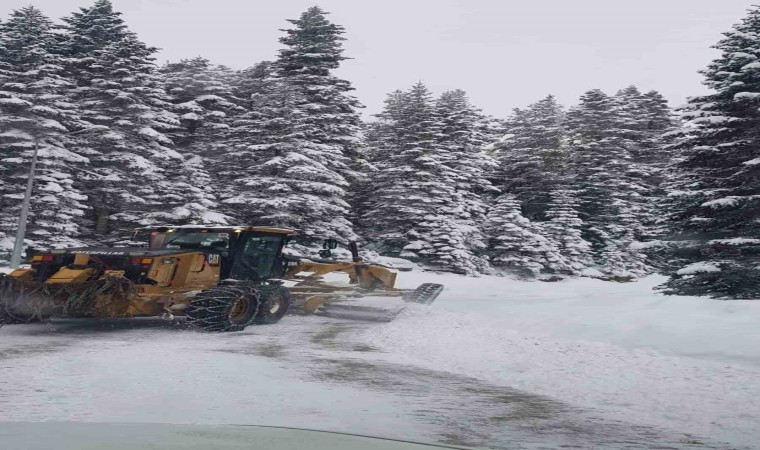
[0,226,443,331]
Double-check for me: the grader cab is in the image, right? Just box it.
[0,226,443,331]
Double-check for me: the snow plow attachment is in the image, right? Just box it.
[0,272,48,324]
[0,270,135,325]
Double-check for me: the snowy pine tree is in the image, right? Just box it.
[157,57,240,225]
[544,189,594,274]
[352,90,406,236]
[662,6,760,298]
[60,0,181,239]
[613,86,676,242]
[565,89,648,276]
[231,61,275,111]
[255,6,363,241]
[484,193,568,276]
[364,90,407,165]
[363,82,482,273]
[161,57,239,149]
[436,89,497,268]
[222,76,356,240]
[496,95,566,220]
[61,0,127,55]
[0,6,88,261]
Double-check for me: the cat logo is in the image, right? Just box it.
[207,254,221,265]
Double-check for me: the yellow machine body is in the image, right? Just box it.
[1,225,440,326]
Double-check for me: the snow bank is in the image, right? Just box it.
[360,273,760,447]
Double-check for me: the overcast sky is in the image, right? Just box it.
[3,0,756,117]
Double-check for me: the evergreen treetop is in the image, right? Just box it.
[61,0,130,55]
[278,6,348,76]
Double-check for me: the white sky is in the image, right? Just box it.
[4,0,755,117]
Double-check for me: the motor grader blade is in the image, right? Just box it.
[293,281,444,322]
[318,304,403,322]
[297,289,404,322]
[401,283,444,305]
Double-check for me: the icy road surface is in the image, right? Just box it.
[1,273,759,449]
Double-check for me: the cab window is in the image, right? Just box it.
[230,235,284,280]
[163,232,230,252]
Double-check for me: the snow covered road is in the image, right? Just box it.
[1,273,758,448]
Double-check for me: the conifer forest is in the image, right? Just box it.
[2,0,760,299]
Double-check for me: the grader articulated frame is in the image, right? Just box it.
[0,226,443,331]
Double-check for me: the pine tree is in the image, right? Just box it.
[436,89,497,268]
[364,90,407,165]
[61,0,127,54]
[544,189,594,273]
[484,193,568,276]
[344,123,377,230]
[221,77,355,240]
[565,89,648,275]
[264,6,363,241]
[60,0,181,239]
[662,6,760,298]
[353,90,405,238]
[613,86,676,243]
[231,61,274,109]
[496,95,566,220]
[156,57,241,225]
[0,6,88,261]
[363,82,481,273]
[161,57,239,148]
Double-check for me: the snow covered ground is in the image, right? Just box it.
[1,270,758,448]
[363,273,760,447]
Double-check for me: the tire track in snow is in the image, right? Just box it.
[253,319,739,449]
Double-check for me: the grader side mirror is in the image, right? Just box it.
[323,239,338,250]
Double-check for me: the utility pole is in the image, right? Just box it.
[9,139,39,269]
[8,125,108,269]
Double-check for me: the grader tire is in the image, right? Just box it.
[186,284,259,332]
[254,285,291,325]
[402,283,444,305]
